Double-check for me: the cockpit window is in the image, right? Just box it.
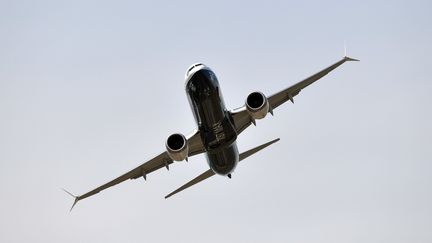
[187,66,195,74]
[186,63,204,77]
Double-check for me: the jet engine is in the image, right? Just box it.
[165,133,189,161]
[246,91,269,120]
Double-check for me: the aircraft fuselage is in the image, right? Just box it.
[185,65,238,175]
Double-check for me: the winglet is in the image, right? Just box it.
[62,188,80,212]
[344,56,360,62]
[344,40,347,57]
[343,42,359,62]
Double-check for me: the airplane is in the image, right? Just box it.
[64,55,359,211]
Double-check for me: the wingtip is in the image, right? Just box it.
[62,188,80,212]
[344,56,360,62]
[70,197,79,212]
[342,41,359,61]
[62,188,76,197]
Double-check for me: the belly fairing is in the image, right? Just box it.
[206,142,239,175]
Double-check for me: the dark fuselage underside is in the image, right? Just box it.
[185,67,238,175]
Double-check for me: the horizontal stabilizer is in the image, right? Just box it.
[165,138,280,199]
[239,138,280,161]
[165,169,215,199]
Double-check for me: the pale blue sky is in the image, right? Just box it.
[1,0,431,242]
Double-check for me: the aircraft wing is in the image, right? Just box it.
[231,56,359,134]
[65,129,205,211]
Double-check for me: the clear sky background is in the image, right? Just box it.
[1,0,431,242]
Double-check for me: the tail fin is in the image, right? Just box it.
[62,188,80,212]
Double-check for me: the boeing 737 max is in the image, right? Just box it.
[64,55,358,210]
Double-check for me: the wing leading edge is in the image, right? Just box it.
[231,56,359,134]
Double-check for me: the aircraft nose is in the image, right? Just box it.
[185,63,205,79]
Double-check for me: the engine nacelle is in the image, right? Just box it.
[165,133,189,161]
[246,91,269,120]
